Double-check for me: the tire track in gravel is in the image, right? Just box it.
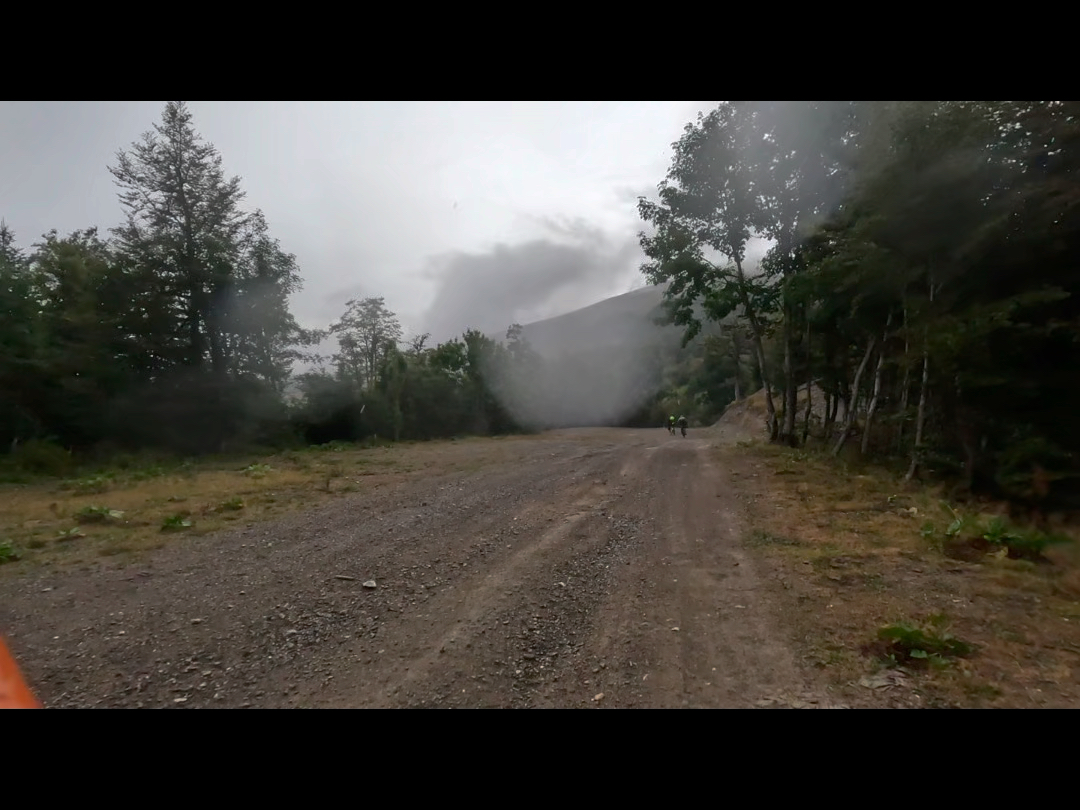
[297,466,630,708]
[558,431,835,708]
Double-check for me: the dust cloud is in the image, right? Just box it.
[420,223,685,429]
[479,283,687,430]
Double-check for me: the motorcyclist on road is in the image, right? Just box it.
[668,415,676,434]
[677,415,688,437]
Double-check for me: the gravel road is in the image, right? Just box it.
[0,428,838,708]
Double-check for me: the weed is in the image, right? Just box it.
[929,504,1073,563]
[314,441,353,453]
[982,516,1071,562]
[66,473,115,494]
[56,527,86,542]
[128,466,168,482]
[873,614,974,667]
[242,463,272,479]
[0,541,21,564]
[75,506,126,524]
[219,497,245,511]
[161,514,193,532]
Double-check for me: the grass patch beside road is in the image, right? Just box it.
[0,436,536,571]
[723,439,1080,708]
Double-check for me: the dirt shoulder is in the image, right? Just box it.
[722,438,1080,708]
[1,427,847,709]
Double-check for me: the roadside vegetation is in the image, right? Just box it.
[722,421,1080,708]
[0,436,536,569]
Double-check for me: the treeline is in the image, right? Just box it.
[640,100,1080,508]
[307,308,734,443]
[0,102,557,474]
[299,302,529,444]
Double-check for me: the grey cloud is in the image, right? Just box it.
[420,226,643,344]
[3,101,720,354]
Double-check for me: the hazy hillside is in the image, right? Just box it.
[478,283,732,430]
[491,284,688,358]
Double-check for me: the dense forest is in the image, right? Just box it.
[3,100,1078,515]
[640,100,1080,509]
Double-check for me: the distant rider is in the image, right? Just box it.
[677,415,688,437]
[668,415,676,434]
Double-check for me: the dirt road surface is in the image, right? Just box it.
[0,428,844,708]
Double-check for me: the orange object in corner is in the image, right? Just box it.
[0,637,41,709]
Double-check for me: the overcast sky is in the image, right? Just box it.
[0,101,769,343]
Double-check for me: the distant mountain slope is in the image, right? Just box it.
[489,284,691,358]
[480,284,732,429]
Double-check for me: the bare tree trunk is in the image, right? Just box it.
[904,351,930,482]
[782,308,798,446]
[905,280,936,482]
[837,342,851,429]
[802,320,813,445]
[860,350,885,455]
[861,313,893,455]
[734,260,777,440]
[823,330,841,442]
[730,329,743,401]
[954,381,979,494]
[753,334,778,440]
[895,297,911,453]
[832,336,876,457]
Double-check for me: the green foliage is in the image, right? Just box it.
[161,514,193,532]
[329,297,403,390]
[0,540,21,564]
[876,615,973,667]
[927,502,1073,561]
[0,102,320,464]
[981,516,1071,561]
[639,100,1080,503]
[68,473,115,494]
